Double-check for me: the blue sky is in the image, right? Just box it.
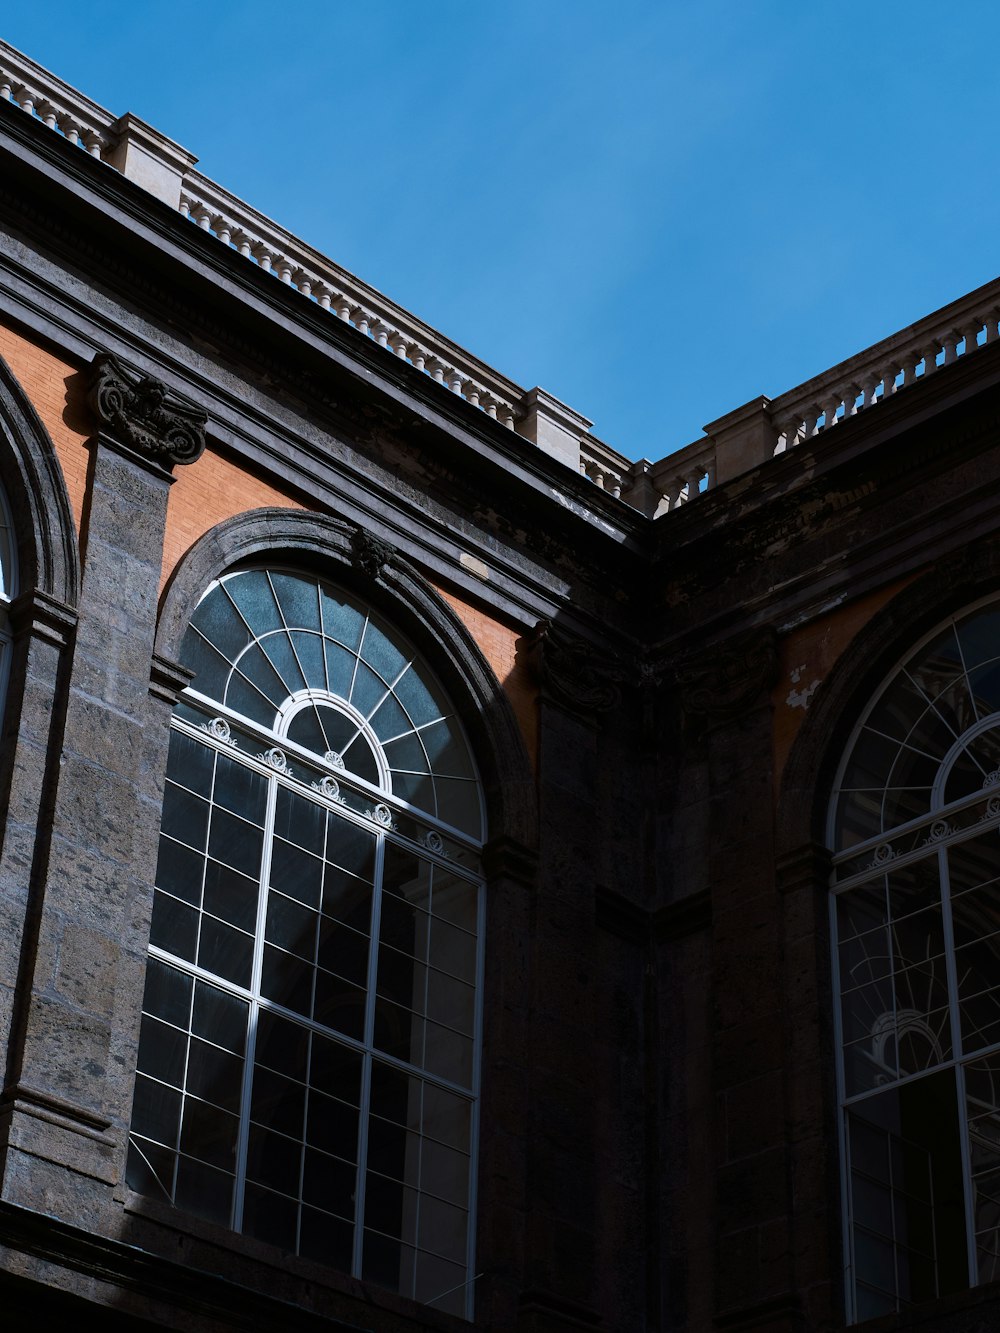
[4,3,999,462]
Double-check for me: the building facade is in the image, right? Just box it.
[3,37,1000,1333]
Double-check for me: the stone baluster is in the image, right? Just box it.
[411,347,427,372]
[252,242,273,273]
[448,368,463,394]
[801,406,819,438]
[879,363,899,398]
[294,271,312,298]
[15,84,35,116]
[781,419,801,452]
[842,384,861,418]
[313,283,332,310]
[355,310,371,336]
[37,99,58,129]
[587,462,605,489]
[465,382,481,408]
[922,342,940,376]
[428,359,446,384]
[335,294,352,322]
[212,216,232,246]
[900,352,920,387]
[961,320,982,356]
[233,230,253,258]
[942,330,959,365]
[392,333,408,358]
[0,75,11,100]
[82,128,104,157]
[372,321,390,348]
[861,375,879,409]
[986,310,1000,343]
[275,258,294,284]
[501,406,515,429]
[60,116,81,147]
[192,203,212,231]
[659,478,683,511]
[605,472,622,499]
[684,466,704,501]
[484,396,499,420]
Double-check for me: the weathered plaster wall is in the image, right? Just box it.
[771,577,917,790]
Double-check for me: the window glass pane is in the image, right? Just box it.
[225,569,282,638]
[166,730,215,796]
[260,631,307,695]
[360,623,408,684]
[213,755,266,823]
[190,590,252,662]
[271,571,322,633]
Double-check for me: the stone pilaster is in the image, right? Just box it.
[0,354,206,1225]
[514,621,625,1333]
[673,627,806,1330]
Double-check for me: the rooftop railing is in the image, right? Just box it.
[3,37,1000,522]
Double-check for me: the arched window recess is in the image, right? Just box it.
[128,566,486,1316]
[829,597,1000,1320]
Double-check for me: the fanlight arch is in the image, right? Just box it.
[128,567,485,1317]
[830,598,1000,1320]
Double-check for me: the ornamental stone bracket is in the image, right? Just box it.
[351,526,395,581]
[673,624,779,735]
[518,619,625,717]
[86,353,207,470]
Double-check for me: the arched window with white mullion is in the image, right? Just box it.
[128,568,485,1318]
[830,597,1000,1321]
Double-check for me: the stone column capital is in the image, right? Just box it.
[518,619,625,717]
[86,354,207,471]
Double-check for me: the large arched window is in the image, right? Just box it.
[127,568,485,1318]
[0,480,16,719]
[830,598,1000,1320]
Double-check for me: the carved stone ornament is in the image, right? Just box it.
[519,619,624,715]
[674,625,779,730]
[87,353,207,468]
[353,527,394,581]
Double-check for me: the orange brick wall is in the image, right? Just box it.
[772,576,917,791]
[161,449,302,593]
[0,324,89,533]
[433,585,538,771]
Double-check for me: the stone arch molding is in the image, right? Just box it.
[0,353,80,606]
[778,536,1000,857]
[155,506,538,852]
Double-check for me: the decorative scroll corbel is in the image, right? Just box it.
[518,618,624,716]
[86,353,207,468]
[352,527,395,581]
[674,625,779,734]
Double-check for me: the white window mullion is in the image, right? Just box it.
[352,828,386,1278]
[232,769,278,1231]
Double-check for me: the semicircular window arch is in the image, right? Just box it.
[829,596,1000,1320]
[181,568,483,840]
[831,597,1000,852]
